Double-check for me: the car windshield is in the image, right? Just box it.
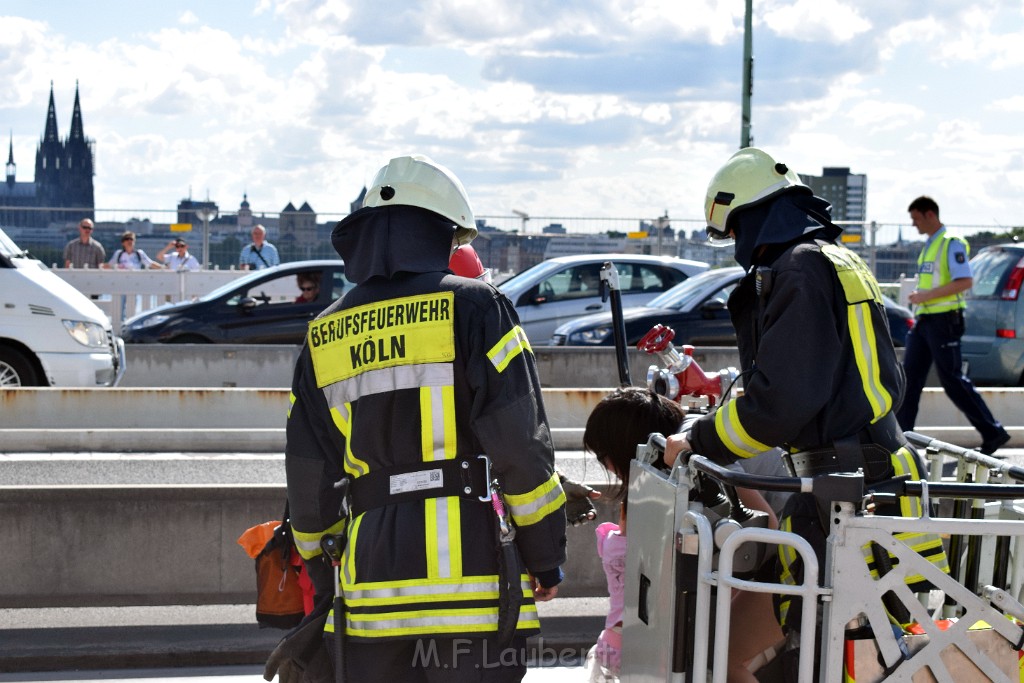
[646,270,736,309]
[497,261,563,292]
[0,229,28,259]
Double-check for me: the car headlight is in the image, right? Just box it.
[568,326,613,345]
[62,320,108,348]
[126,314,171,331]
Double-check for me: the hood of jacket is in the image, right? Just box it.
[332,205,458,284]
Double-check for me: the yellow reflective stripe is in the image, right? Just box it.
[292,517,347,561]
[341,513,362,586]
[892,447,922,517]
[323,362,453,405]
[420,385,460,579]
[505,472,566,527]
[487,325,532,373]
[336,604,540,638]
[287,391,296,419]
[345,576,519,606]
[329,402,369,477]
[448,498,463,580]
[777,516,796,627]
[847,302,892,420]
[714,402,771,458]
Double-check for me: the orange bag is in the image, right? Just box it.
[239,513,305,629]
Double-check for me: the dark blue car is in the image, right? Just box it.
[551,266,913,348]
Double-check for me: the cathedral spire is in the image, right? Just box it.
[43,81,59,144]
[69,80,85,142]
[6,131,15,186]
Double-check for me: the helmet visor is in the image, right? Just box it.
[705,224,735,247]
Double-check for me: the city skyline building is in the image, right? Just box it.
[799,166,867,225]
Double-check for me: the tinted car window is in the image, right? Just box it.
[330,271,349,301]
[622,264,686,295]
[970,249,1019,298]
[225,270,326,307]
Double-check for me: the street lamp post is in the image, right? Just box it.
[741,0,754,148]
[195,206,218,270]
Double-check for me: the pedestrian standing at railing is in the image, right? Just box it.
[239,224,280,270]
[103,231,161,270]
[63,218,105,268]
[156,238,201,271]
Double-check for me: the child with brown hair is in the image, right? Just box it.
[582,386,787,683]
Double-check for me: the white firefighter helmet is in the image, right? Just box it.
[703,147,807,244]
[364,154,478,245]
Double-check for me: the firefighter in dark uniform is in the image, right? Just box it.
[271,155,567,682]
[663,148,948,676]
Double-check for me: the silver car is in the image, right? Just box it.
[962,243,1024,386]
[497,253,709,344]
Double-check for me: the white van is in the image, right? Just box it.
[0,228,125,387]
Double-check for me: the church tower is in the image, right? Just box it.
[33,81,95,224]
[63,81,95,217]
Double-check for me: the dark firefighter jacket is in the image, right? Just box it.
[688,237,948,592]
[689,239,904,462]
[285,207,566,642]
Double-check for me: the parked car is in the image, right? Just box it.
[0,227,125,386]
[962,243,1024,386]
[121,260,352,344]
[497,254,709,344]
[551,266,914,348]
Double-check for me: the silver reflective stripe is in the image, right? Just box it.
[293,535,322,556]
[347,578,508,602]
[434,497,451,577]
[488,326,531,372]
[347,603,539,634]
[507,482,563,521]
[323,363,453,405]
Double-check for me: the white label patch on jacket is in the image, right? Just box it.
[390,468,444,495]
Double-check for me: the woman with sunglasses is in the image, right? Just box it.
[295,272,321,303]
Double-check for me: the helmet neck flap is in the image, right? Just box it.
[732,191,840,270]
[332,205,456,284]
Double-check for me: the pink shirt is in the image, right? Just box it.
[596,522,627,629]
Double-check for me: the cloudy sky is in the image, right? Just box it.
[2,0,1023,243]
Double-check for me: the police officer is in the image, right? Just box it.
[895,195,1010,455]
[274,155,567,683]
[663,148,947,676]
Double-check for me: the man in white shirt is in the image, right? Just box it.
[156,238,201,271]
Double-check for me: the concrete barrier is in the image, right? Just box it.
[2,385,1020,453]
[0,482,618,608]
[116,344,746,389]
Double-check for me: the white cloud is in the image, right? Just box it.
[761,0,871,43]
[4,1,1024,232]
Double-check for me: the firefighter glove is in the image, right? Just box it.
[559,472,598,526]
[264,604,333,683]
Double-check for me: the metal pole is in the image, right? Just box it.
[740,0,753,148]
[202,215,210,270]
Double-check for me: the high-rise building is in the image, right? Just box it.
[0,82,95,228]
[798,167,867,223]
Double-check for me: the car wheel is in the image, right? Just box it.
[170,334,211,344]
[0,347,43,387]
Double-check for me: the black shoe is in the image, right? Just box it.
[980,430,1011,455]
